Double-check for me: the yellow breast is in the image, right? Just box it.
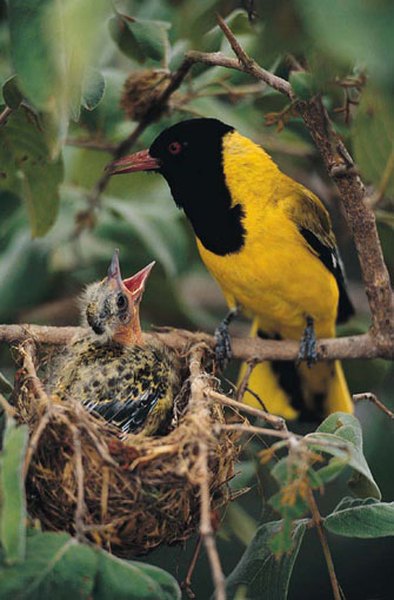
[196,131,338,339]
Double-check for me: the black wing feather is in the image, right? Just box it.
[95,391,160,434]
[299,227,355,324]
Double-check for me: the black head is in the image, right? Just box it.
[108,118,245,255]
[149,118,234,206]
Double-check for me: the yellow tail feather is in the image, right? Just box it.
[239,321,353,419]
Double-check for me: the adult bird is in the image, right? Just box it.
[108,118,354,421]
[53,250,179,436]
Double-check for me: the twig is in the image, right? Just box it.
[236,359,258,402]
[215,422,295,441]
[23,411,52,479]
[66,138,118,153]
[181,536,202,599]
[353,392,394,419]
[0,106,13,127]
[307,488,342,600]
[198,441,226,600]
[0,393,16,417]
[0,325,391,361]
[17,340,47,403]
[206,389,286,430]
[71,425,86,540]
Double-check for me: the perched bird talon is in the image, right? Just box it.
[214,307,240,371]
[298,316,318,368]
[214,322,232,371]
[52,250,179,437]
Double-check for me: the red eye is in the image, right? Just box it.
[168,141,182,155]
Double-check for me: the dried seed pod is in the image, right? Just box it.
[120,69,171,121]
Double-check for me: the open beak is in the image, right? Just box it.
[107,149,160,175]
[123,261,155,299]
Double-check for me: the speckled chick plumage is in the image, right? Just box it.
[53,251,179,436]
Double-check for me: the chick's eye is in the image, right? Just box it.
[168,141,182,155]
[117,294,127,309]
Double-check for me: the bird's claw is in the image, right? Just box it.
[214,307,240,371]
[214,322,233,371]
[298,316,317,368]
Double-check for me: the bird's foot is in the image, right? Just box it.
[298,316,317,368]
[214,307,240,371]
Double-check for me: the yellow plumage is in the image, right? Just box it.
[197,130,352,417]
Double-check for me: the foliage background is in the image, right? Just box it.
[0,0,393,598]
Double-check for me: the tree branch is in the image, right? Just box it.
[0,324,391,361]
[307,489,342,600]
[186,17,393,355]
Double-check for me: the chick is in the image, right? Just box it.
[53,250,179,436]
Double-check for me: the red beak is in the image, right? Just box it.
[107,149,160,175]
[123,261,155,298]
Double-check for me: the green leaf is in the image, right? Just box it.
[0,106,64,236]
[81,69,106,111]
[225,520,307,600]
[95,554,181,600]
[109,14,170,63]
[0,417,29,565]
[0,531,181,600]
[0,533,97,599]
[352,87,394,197]
[306,412,381,500]
[2,76,23,110]
[324,497,394,539]
[8,0,64,110]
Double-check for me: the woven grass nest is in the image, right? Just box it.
[15,341,240,557]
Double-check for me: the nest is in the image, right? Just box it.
[15,341,240,557]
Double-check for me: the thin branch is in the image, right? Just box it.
[181,536,202,599]
[66,138,118,153]
[307,488,342,600]
[71,425,86,541]
[206,389,286,430]
[198,440,226,600]
[187,50,292,98]
[0,106,13,127]
[0,324,391,361]
[215,422,296,441]
[353,392,394,419]
[236,359,258,402]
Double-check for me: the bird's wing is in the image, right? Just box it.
[103,388,162,434]
[286,191,354,323]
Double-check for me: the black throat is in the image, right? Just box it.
[162,158,246,256]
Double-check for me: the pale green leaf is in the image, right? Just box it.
[225,520,307,600]
[324,497,394,538]
[0,106,64,236]
[306,412,381,500]
[0,417,29,565]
